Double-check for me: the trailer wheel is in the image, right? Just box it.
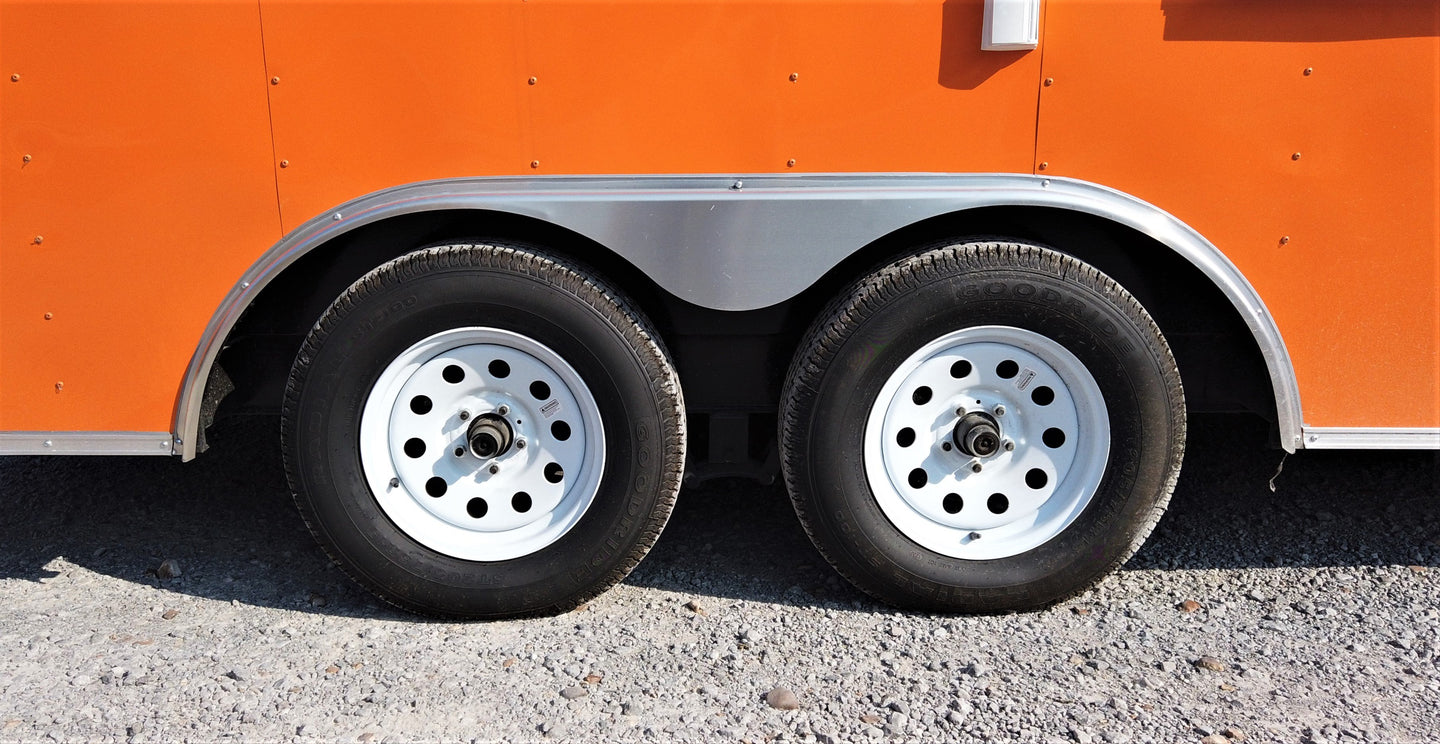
[780,241,1184,611]
[282,243,684,619]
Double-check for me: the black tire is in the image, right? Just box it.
[281,243,685,619]
[780,240,1185,612]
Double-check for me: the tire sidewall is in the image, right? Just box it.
[289,251,671,617]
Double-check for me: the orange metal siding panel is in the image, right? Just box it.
[8,0,1433,437]
[1036,0,1440,428]
[258,1,527,234]
[0,2,282,431]
[261,0,1042,229]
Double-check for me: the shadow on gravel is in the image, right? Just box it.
[632,415,1440,608]
[0,417,408,621]
[0,414,1435,618]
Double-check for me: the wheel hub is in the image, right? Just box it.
[467,413,514,459]
[953,411,1001,458]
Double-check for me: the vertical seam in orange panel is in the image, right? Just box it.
[1031,0,1049,175]
[256,0,286,234]
[1432,10,1440,422]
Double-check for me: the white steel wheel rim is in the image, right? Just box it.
[864,325,1109,560]
[359,327,605,561]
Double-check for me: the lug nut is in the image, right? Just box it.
[459,410,470,421]
[516,438,526,449]
[488,464,500,475]
[971,462,983,473]
[993,405,1006,416]
[1004,440,1015,452]
[497,405,509,416]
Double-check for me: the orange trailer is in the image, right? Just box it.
[2,0,1436,617]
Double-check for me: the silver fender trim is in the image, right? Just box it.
[1301,427,1440,450]
[0,431,175,456]
[172,174,1304,458]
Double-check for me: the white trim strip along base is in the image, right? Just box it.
[1302,427,1440,450]
[0,432,175,456]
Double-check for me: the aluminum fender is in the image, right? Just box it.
[173,174,1302,458]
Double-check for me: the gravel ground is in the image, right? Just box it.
[0,415,1436,744]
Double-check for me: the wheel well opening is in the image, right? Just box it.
[197,209,674,452]
[196,203,1282,460]
[786,206,1279,430]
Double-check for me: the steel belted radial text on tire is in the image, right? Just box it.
[781,240,1185,612]
[282,243,685,619]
